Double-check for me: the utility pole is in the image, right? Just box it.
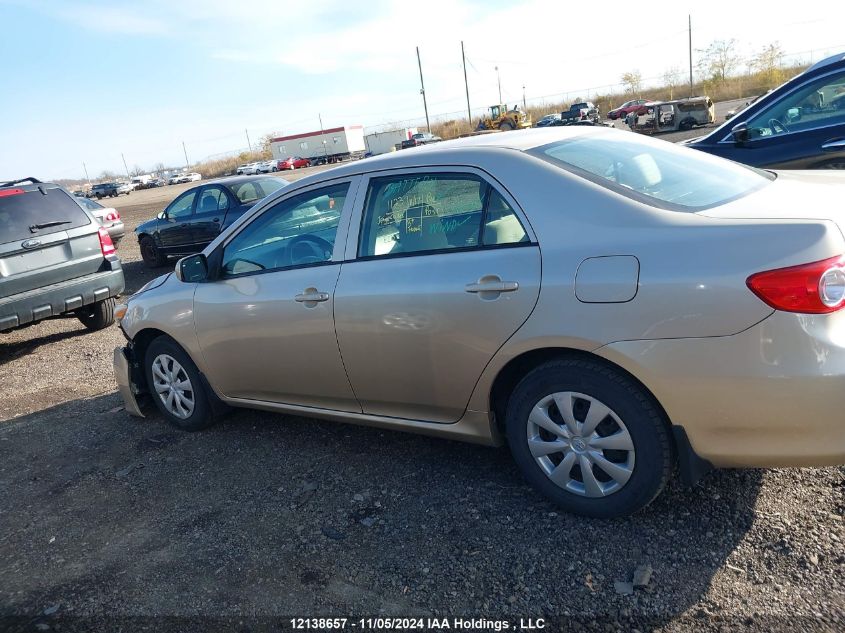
[495,66,502,104]
[121,153,130,177]
[461,41,472,124]
[688,14,694,98]
[522,84,527,110]
[318,113,328,159]
[82,161,90,185]
[416,46,430,132]
[245,128,252,152]
[182,141,189,169]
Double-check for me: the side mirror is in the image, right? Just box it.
[731,122,750,144]
[158,211,167,220]
[175,253,208,283]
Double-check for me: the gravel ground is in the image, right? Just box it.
[1,139,843,632]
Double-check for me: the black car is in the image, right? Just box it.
[685,52,845,169]
[135,176,288,267]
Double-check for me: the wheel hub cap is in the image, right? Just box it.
[151,354,195,420]
[526,391,635,498]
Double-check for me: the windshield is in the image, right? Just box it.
[529,131,774,211]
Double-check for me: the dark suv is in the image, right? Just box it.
[0,178,125,332]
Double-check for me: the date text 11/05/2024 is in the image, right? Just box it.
[290,617,547,630]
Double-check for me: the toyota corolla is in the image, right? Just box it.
[114,127,845,518]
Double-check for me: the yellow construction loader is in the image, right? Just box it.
[476,104,532,131]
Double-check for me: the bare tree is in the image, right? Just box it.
[752,42,786,85]
[98,170,117,181]
[696,39,742,82]
[620,70,642,96]
[130,164,145,177]
[662,66,682,99]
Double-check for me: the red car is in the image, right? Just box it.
[277,156,310,170]
[607,99,649,120]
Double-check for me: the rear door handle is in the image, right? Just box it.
[295,291,330,303]
[821,138,845,151]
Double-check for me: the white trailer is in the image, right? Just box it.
[270,125,366,164]
[364,128,418,155]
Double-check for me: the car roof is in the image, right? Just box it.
[206,174,282,186]
[806,52,845,74]
[291,127,609,181]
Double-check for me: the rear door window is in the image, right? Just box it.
[0,187,92,243]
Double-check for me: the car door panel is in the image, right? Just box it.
[193,265,360,411]
[158,191,197,252]
[334,248,541,424]
[192,177,362,411]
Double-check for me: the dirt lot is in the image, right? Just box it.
[1,148,843,632]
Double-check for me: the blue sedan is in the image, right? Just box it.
[136,175,288,267]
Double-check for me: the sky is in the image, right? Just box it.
[2,0,845,181]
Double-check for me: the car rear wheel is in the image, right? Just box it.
[144,336,216,431]
[76,297,115,331]
[139,235,167,268]
[505,358,673,518]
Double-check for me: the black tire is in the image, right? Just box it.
[505,358,673,518]
[499,122,514,131]
[77,297,115,331]
[144,336,216,431]
[139,235,167,268]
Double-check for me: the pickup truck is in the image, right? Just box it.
[558,102,601,125]
[401,132,442,149]
[91,182,132,199]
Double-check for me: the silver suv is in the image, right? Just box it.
[0,177,125,332]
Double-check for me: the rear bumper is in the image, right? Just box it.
[598,311,845,468]
[113,345,145,417]
[0,262,124,331]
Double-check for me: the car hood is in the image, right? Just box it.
[135,217,161,234]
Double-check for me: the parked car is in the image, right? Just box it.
[557,102,601,125]
[91,182,131,198]
[1,177,124,332]
[607,99,649,121]
[237,163,262,175]
[257,160,279,173]
[75,196,125,245]
[401,132,442,149]
[134,175,289,267]
[114,127,845,518]
[534,113,562,128]
[278,156,311,170]
[685,52,845,169]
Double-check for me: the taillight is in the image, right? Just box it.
[98,226,116,257]
[0,188,25,197]
[746,255,845,314]
[105,211,120,221]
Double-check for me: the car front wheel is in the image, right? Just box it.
[139,235,167,268]
[144,336,216,431]
[505,358,673,518]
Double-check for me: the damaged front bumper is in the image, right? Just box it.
[113,345,146,418]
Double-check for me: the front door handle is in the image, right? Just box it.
[465,280,519,294]
[821,138,845,151]
[295,289,330,303]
